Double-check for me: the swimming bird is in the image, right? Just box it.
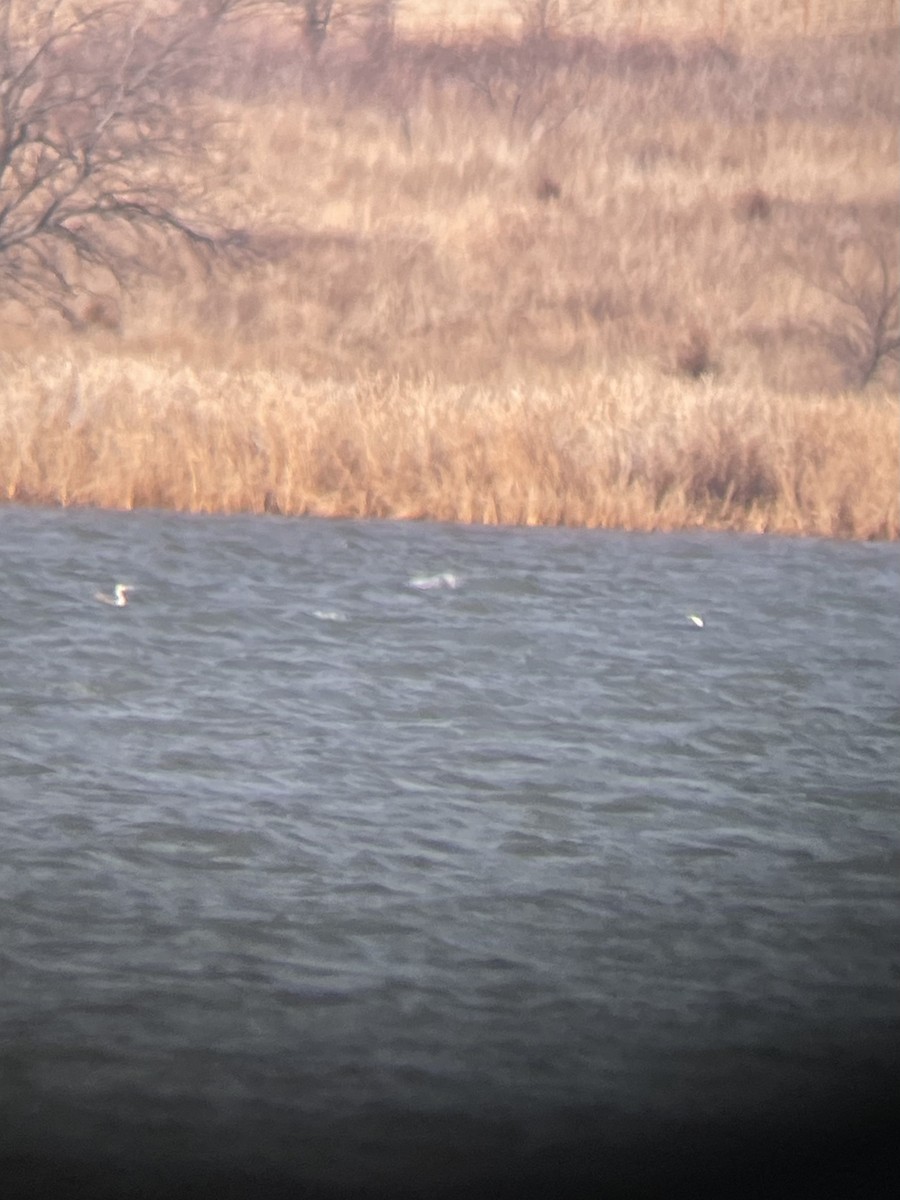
[688,613,704,627]
[408,572,459,591]
[313,609,348,622]
[95,583,134,607]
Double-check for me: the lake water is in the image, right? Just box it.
[1,507,898,1199]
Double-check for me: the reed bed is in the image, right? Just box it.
[2,355,895,537]
[0,2,897,536]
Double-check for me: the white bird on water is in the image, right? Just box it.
[688,613,704,627]
[408,572,459,591]
[95,583,134,607]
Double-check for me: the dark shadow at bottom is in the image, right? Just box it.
[2,1048,898,1200]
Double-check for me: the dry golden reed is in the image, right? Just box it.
[1,355,896,538]
[0,1,897,537]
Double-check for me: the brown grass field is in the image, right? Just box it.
[1,0,898,537]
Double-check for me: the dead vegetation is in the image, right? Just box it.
[0,1,255,322]
[3,356,895,537]
[0,1,897,537]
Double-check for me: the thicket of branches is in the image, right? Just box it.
[795,222,899,389]
[0,0,251,323]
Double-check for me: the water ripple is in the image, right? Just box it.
[1,509,898,1193]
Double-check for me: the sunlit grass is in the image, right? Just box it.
[2,355,895,537]
[396,0,894,39]
[0,1,897,536]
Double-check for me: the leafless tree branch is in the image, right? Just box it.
[794,221,900,389]
[0,0,251,321]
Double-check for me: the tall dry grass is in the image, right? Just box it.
[2,355,896,537]
[0,1,897,536]
[399,0,898,39]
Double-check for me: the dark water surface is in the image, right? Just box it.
[1,507,898,1198]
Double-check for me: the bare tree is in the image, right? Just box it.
[231,0,393,57]
[796,221,900,389]
[0,0,248,323]
[512,0,601,39]
[296,1,337,56]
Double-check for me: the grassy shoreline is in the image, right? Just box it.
[3,355,896,538]
[1,3,897,538]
